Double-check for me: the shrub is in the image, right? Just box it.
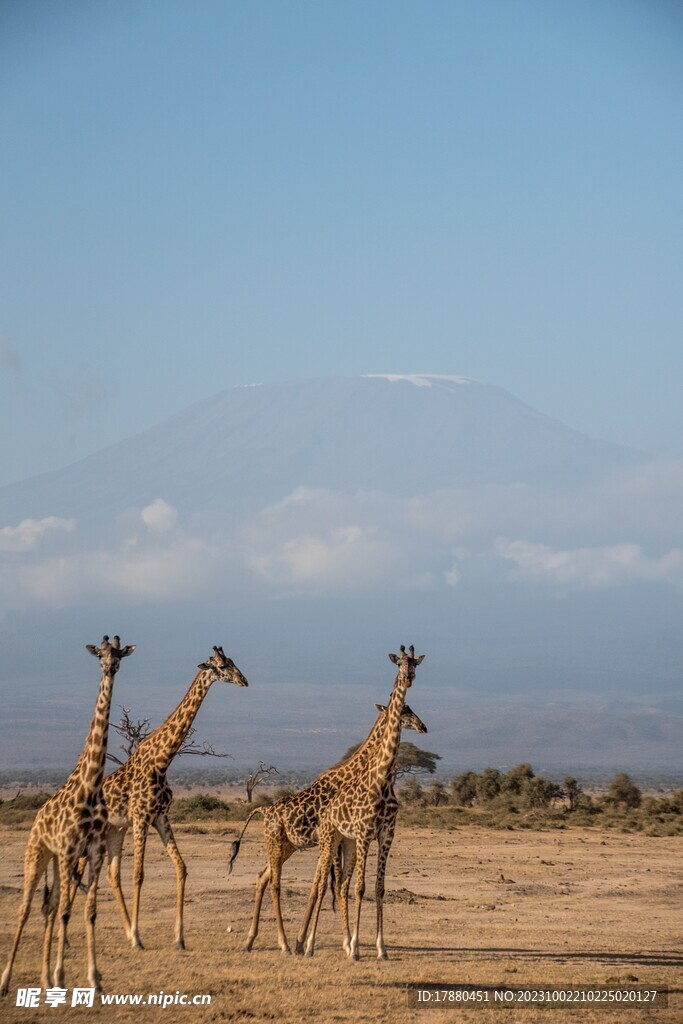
[171,793,230,821]
[271,786,298,803]
[0,791,51,826]
[427,780,449,806]
[502,763,535,796]
[606,773,642,810]
[522,776,562,810]
[563,776,582,811]
[451,771,477,806]
[400,778,427,806]
[476,768,502,804]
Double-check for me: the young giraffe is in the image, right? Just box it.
[297,644,424,959]
[330,705,428,959]
[228,696,426,955]
[0,635,135,998]
[94,646,247,951]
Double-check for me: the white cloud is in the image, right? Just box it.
[0,499,225,614]
[496,539,683,589]
[0,537,220,612]
[248,524,393,590]
[0,516,75,553]
[140,498,178,532]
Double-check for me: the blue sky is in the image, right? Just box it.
[1,0,682,486]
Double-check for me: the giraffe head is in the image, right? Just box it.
[198,645,248,687]
[85,634,136,673]
[376,701,428,734]
[387,644,425,688]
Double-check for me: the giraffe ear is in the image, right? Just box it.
[375,703,387,712]
[198,661,211,669]
[85,645,100,657]
[120,644,136,658]
[388,653,398,665]
[415,654,425,665]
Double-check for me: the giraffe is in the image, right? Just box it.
[93,646,247,951]
[330,704,427,959]
[228,695,426,956]
[0,635,135,997]
[297,644,424,959]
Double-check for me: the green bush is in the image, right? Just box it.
[451,771,477,806]
[171,793,230,821]
[605,772,642,810]
[476,767,502,803]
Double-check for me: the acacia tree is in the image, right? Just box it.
[342,740,441,779]
[563,776,583,811]
[394,742,441,778]
[606,772,642,810]
[106,705,232,767]
[245,762,279,803]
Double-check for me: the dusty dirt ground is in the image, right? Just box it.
[0,822,680,1023]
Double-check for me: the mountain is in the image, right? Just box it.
[0,375,681,774]
[0,374,642,524]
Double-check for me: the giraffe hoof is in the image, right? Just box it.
[377,952,388,961]
[281,946,292,956]
[175,940,186,951]
[295,940,305,955]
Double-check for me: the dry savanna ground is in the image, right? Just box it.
[0,818,680,1024]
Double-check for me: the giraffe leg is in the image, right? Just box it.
[53,853,75,988]
[83,841,105,992]
[267,840,293,955]
[375,821,396,960]
[153,814,187,950]
[1,835,50,996]
[105,825,132,940]
[338,837,357,956]
[349,840,370,961]
[245,863,270,952]
[129,819,149,950]
[295,854,326,955]
[304,831,339,958]
[41,857,59,990]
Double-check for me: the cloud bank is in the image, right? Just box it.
[1,455,683,616]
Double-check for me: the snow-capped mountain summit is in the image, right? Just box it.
[0,374,641,525]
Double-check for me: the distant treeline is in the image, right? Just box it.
[396,765,683,836]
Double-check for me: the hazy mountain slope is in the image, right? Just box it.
[0,375,643,523]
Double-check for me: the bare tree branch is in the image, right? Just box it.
[246,761,279,803]
[106,706,232,765]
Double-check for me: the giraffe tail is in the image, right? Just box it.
[41,869,50,919]
[227,807,266,875]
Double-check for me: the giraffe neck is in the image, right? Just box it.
[141,670,214,770]
[73,665,117,793]
[327,711,386,775]
[367,674,408,785]
[353,712,393,766]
